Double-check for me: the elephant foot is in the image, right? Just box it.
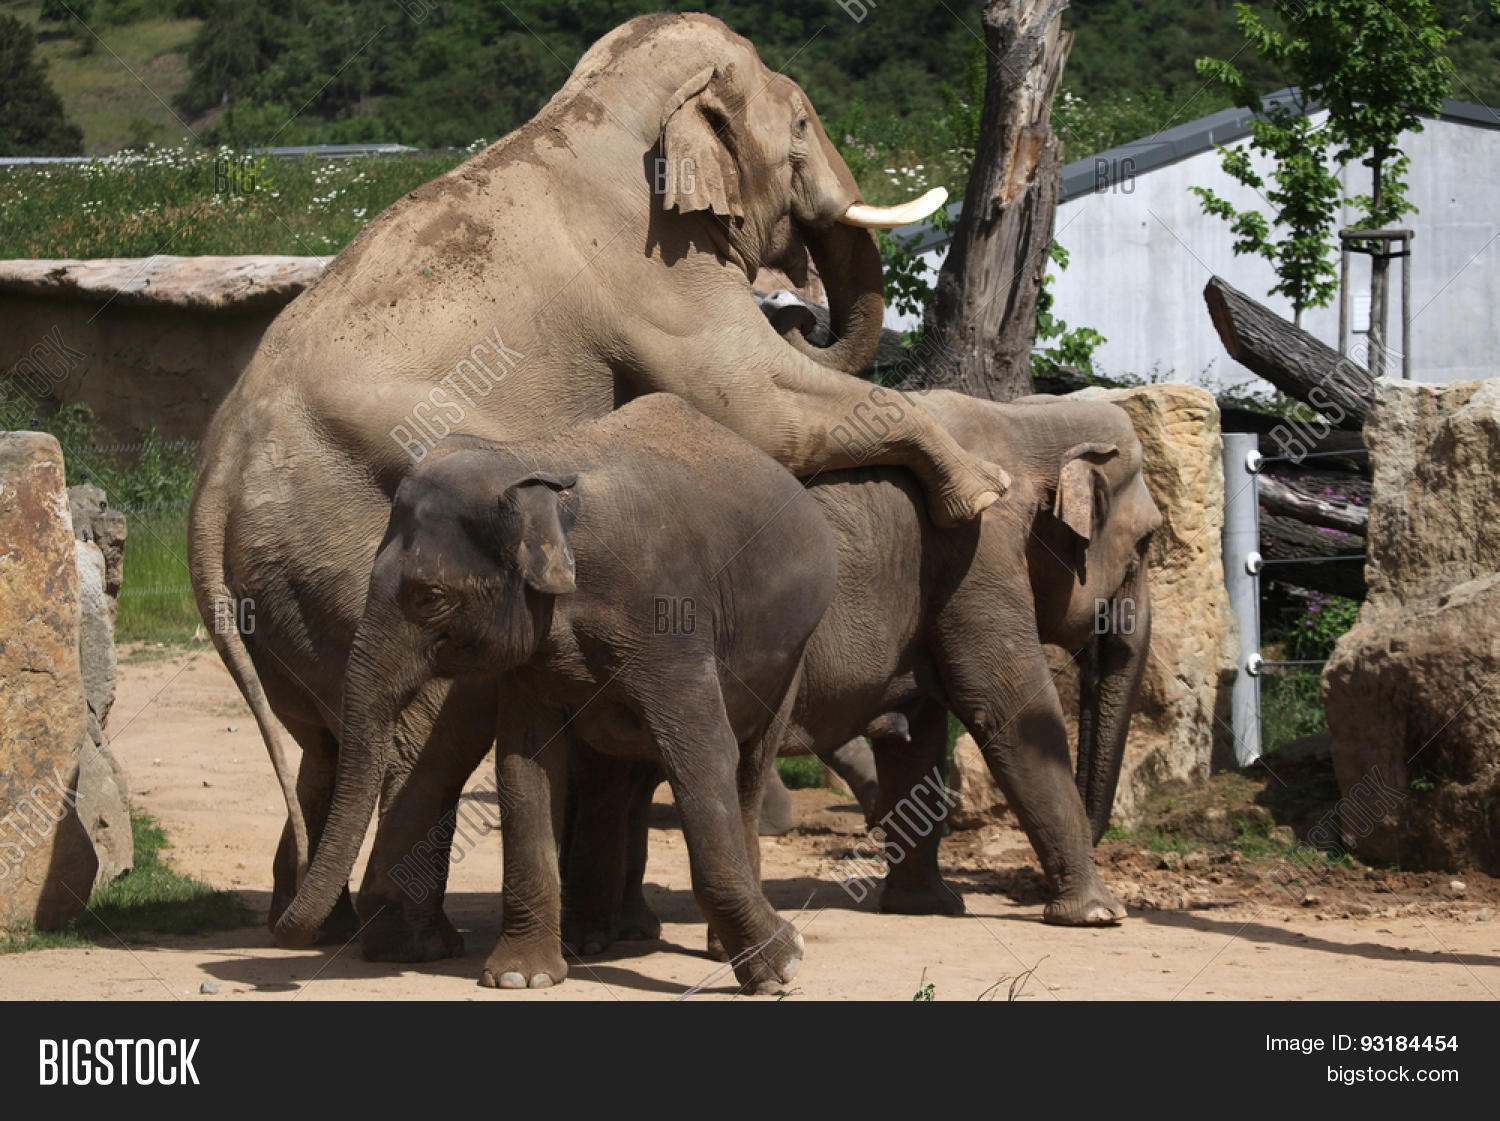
[705,927,728,963]
[618,894,661,942]
[721,918,804,994]
[315,893,361,946]
[932,457,1011,528]
[479,935,568,990]
[1042,882,1128,926]
[360,907,465,962]
[879,879,966,916]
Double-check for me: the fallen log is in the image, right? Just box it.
[1260,513,1366,600]
[1258,474,1368,536]
[1204,276,1374,430]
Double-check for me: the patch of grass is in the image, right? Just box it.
[0,143,469,257]
[1260,672,1328,751]
[6,1,202,154]
[1,809,253,953]
[116,507,199,643]
[776,755,828,790]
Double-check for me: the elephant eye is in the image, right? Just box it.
[795,116,809,135]
[406,582,448,616]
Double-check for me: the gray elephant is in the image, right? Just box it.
[578,390,1159,948]
[189,12,1009,953]
[271,394,837,992]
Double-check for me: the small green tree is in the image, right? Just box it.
[1189,89,1343,325]
[1192,1,1461,328]
[0,15,84,157]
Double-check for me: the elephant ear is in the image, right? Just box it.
[658,65,744,222]
[1055,443,1119,542]
[502,471,579,595]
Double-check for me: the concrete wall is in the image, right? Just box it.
[888,112,1500,391]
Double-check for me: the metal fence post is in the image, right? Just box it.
[1222,432,1263,766]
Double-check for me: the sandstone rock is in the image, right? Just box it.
[1058,384,1239,827]
[1323,378,1500,873]
[71,537,131,887]
[0,432,97,929]
[74,742,132,887]
[74,540,117,738]
[947,733,1016,830]
[68,484,127,603]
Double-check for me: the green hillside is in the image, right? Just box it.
[6,2,1498,171]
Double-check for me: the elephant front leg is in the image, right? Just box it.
[868,703,965,916]
[481,704,570,989]
[956,658,1127,926]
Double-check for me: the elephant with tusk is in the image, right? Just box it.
[189,12,1008,955]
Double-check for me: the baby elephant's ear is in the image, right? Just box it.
[503,472,578,595]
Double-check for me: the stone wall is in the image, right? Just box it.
[0,257,329,443]
[1323,378,1500,872]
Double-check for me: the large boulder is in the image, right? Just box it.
[1323,378,1500,872]
[1055,384,1239,828]
[0,432,97,929]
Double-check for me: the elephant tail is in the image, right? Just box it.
[188,481,309,889]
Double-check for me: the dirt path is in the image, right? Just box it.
[2,645,1498,1001]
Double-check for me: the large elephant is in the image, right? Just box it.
[575,390,1161,949]
[188,12,1007,953]
[272,394,838,989]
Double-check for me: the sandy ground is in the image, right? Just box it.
[2,644,1498,1002]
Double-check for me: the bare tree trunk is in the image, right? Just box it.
[919,0,1072,401]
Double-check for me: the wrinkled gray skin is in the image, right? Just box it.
[271,395,837,991]
[583,391,1159,945]
[189,12,1001,954]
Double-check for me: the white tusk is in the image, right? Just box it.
[839,187,949,228]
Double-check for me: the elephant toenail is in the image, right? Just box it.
[498,971,528,988]
[529,974,554,989]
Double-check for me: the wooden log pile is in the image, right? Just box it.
[1202,276,1374,601]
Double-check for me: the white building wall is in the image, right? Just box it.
[886,113,1500,390]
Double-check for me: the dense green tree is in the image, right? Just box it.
[0,15,85,157]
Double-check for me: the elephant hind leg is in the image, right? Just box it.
[869,702,965,917]
[563,743,661,955]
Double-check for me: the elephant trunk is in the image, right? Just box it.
[1075,560,1151,844]
[272,621,411,948]
[787,219,886,376]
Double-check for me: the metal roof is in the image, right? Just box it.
[890,90,1500,255]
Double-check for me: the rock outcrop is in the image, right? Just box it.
[0,433,97,929]
[1323,378,1500,872]
[71,537,131,887]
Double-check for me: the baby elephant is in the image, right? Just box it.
[272,393,837,992]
